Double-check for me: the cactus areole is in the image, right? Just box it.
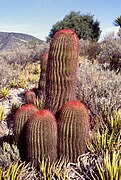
[45,29,79,114]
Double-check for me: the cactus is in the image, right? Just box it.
[24,90,36,104]
[25,109,58,165]
[13,104,38,159]
[37,53,48,107]
[45,29,79,114]
[57,100,90,162]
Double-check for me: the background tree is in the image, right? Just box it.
[114,15,121,37]
[48,11,101,41]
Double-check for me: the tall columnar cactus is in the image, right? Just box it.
[38,53,48,107]
[25,109,58,165]
[58,100,90,162]
[13,104,38,159]
[24,90,36,104]
[45,29,79,114]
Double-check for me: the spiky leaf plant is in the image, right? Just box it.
[0,87,9,100]
[96,149,121,180]
[58,100,90,162]
[45,29,79,114]
[38,157,68,180]
[26,109,58,165]
[0,161,37,180]
[0,107,5,121]
[13,104,38,160]
[86,110,121,180]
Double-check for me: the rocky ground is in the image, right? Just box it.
[0,87,32,138]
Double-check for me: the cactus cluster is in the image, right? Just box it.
[13,29,90,165]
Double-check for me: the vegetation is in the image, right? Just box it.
[58,100,90,162]
[45,29,79,114]
[0,14,120,179]
[48,11,101,41]
[114,15,121,37]
[114,15,121,27]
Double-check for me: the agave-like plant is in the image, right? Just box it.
[114,15,121,36]
[114,16,121,27]
[0,161,37,180]
[0,107,5,121]
[0,87,10,99]
[96,149,121,180]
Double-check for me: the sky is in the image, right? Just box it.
[0,0,120,41]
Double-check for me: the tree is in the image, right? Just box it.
[48,11,101,41]
[114,16,121,37]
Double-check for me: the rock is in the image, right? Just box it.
[0,87,26,138]
[0,121,9,137]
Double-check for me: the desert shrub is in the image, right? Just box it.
[79,40,101,63]
[0,59,19,88]
[98,32,121,72]
[0,142,20,168]
[77,60,121,129]
[87,41,101,62]
[79,39,90,57]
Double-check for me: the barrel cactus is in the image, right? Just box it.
[13,104,38,159]
[45,29,79,114]
[25,109,58,165]
[38,53,48,107]
[24,90,36,104]
[58,100,90,162]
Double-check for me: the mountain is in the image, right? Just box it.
[0,31,44,51]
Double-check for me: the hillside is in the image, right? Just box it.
[0,31,45,51]
[0,31,49,64]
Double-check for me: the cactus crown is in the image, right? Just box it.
[14,104,37,115]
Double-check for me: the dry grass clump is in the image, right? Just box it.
[77,59,121,129]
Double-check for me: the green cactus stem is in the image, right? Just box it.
[24,90,36,104]
[58,100,90,162]
[25,109,58,165]
[38,53,48,107]
[13,104,38,160]
[45,29,79,114]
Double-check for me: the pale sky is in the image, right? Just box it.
[0,0,120,40]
